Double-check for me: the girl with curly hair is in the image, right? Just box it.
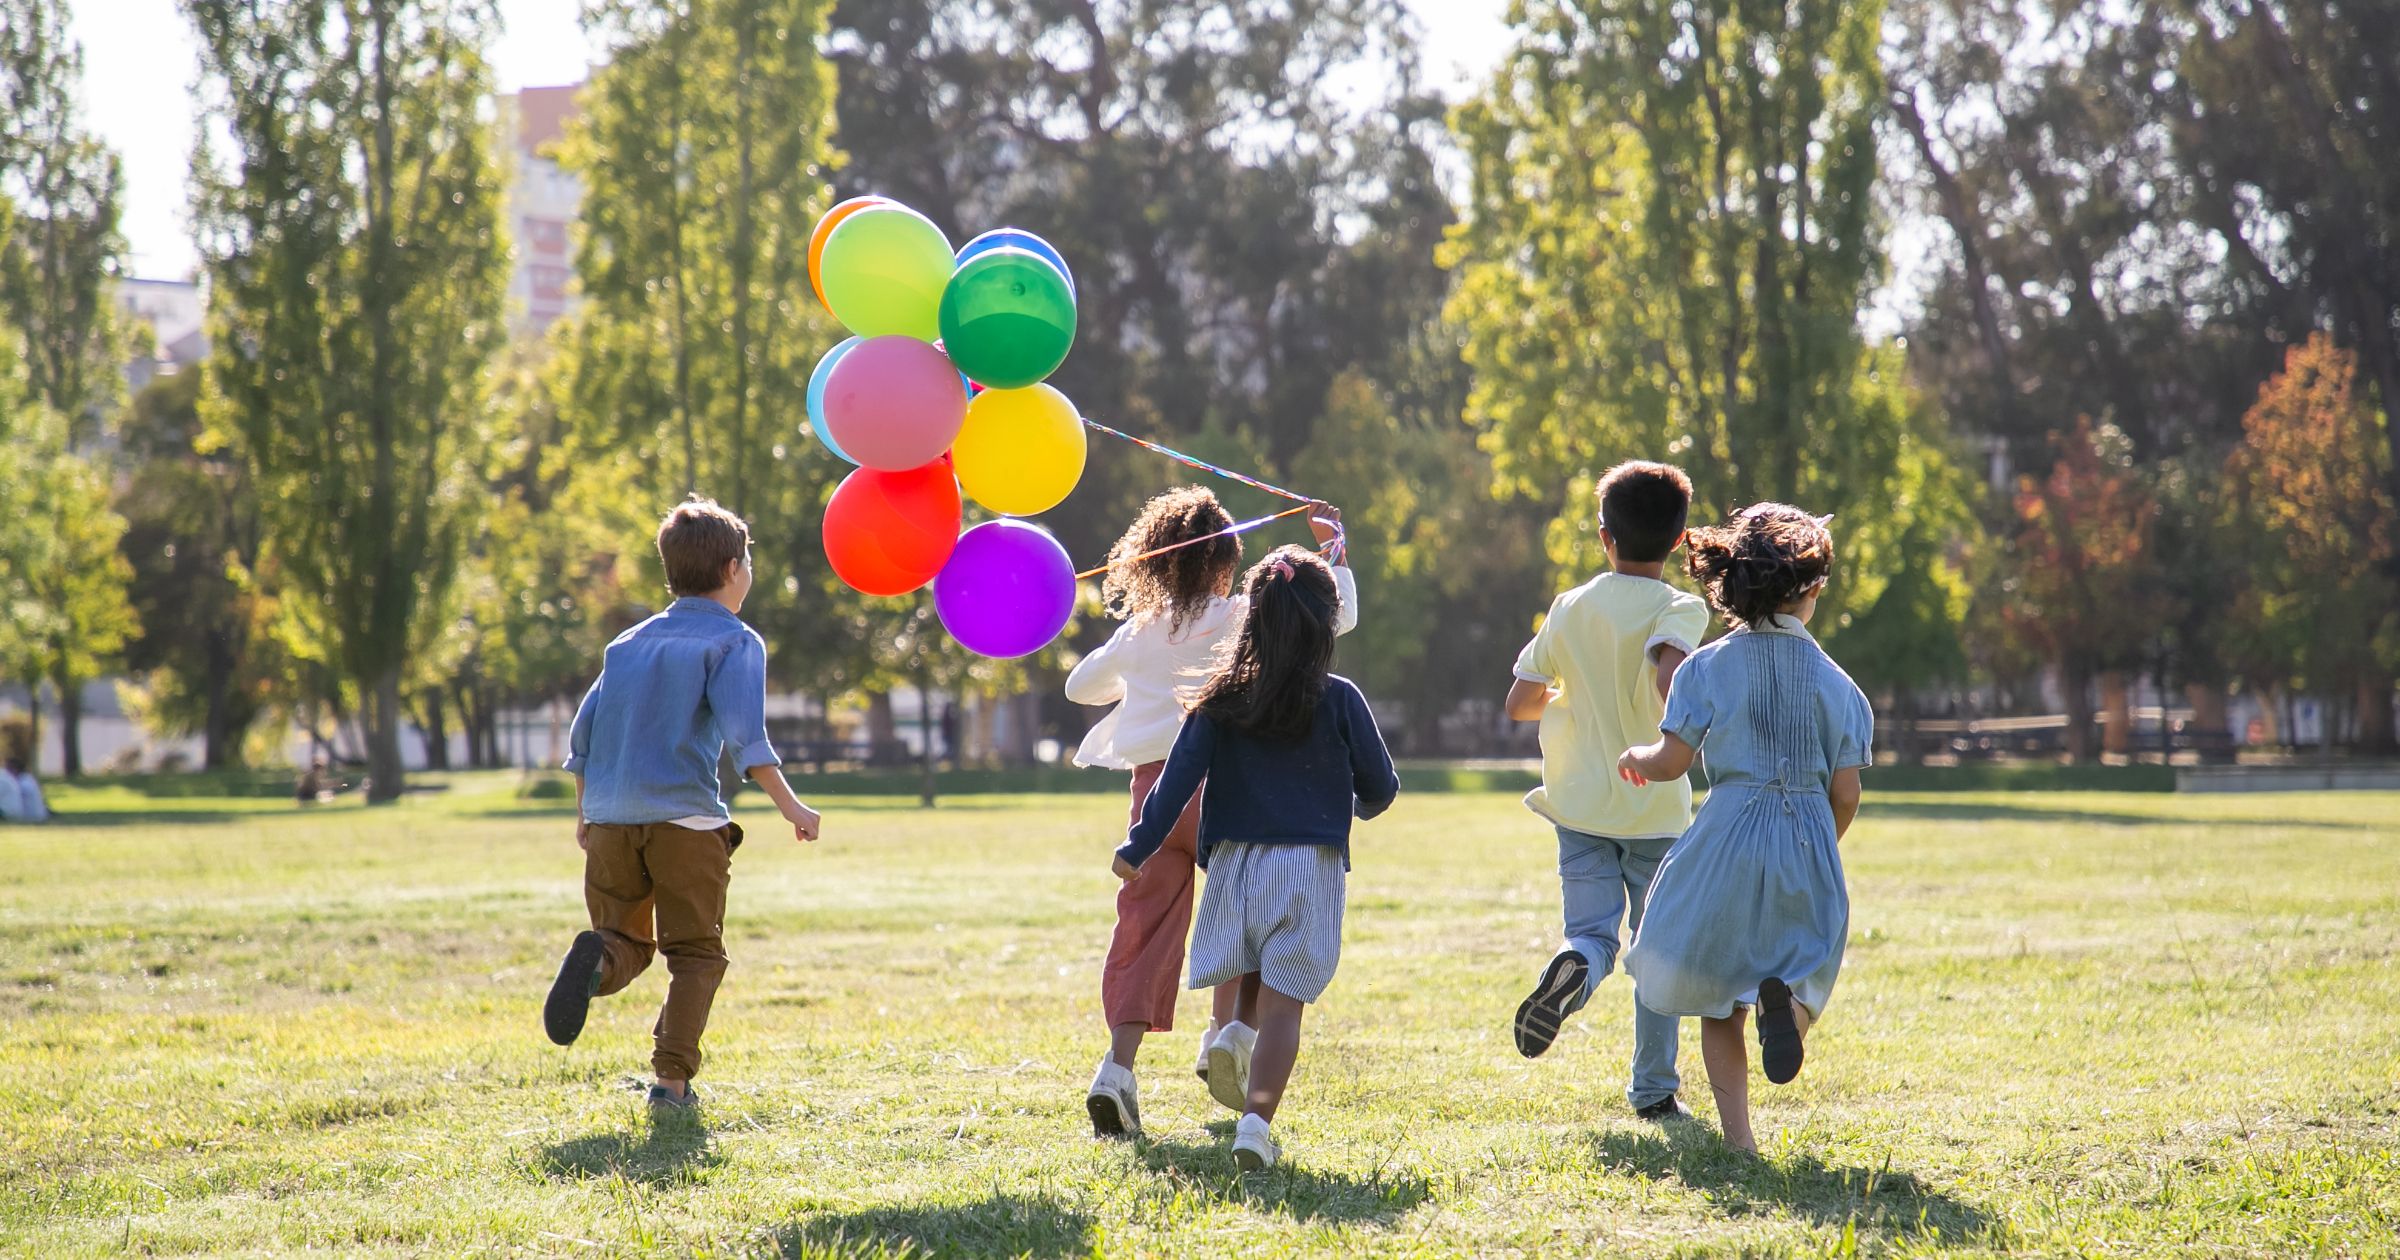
[1066,488,1356,1139]
[1616,504,1874,1154]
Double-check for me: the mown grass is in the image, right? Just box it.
[2,774,2395,1257]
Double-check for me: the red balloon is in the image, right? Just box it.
[823,459,961,596]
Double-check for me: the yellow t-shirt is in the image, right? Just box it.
[1513,572,1712,838]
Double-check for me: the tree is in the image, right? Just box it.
[1445,0,1969,644]
[187,0,507,801]
[2223,335,2398,751]
[116,369,280,769]
[1998,418,2164,762]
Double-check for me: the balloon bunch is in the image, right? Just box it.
[805,196,1087,659]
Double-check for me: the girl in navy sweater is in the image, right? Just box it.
[1114,545,1400,1170]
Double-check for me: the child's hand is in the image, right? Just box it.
[1307,502,1343,547]
[784,800,822,843]
[1111,855,1141,882]
[1617,748,1650,787]
[577,820,591,851]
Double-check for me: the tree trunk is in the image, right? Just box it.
[917,677,938,808]
[2357,671,2398,755]
[2061,659,2097,764]
[364,669,406,804]
[1895,689,1922,767]
[203,654,238,770]
[56,675,83,778]
[417,689,451,771]
[22,677,40,774]
[2186,682,2235,766]
[866,691,900,767]
[2099,671,2133,760]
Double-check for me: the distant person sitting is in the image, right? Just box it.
[296,757,333,805]
[2,758,44,823]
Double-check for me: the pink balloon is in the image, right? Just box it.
[822,335,969,471]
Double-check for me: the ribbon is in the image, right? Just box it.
[1072,417,1347,579]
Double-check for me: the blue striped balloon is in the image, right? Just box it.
[956,228,1074,296]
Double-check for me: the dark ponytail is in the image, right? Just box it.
[1192,545,1341,742]
[1685,503,1835,628]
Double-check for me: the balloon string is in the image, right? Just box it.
[1080,418,1315,503]
[1075,504,1316,581]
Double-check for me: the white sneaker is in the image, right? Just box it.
[1086,1057,1140,1139]
[1205,1021,1256,1113]
[1231,1112,1280,1171]
[1193,1021,1219,1084]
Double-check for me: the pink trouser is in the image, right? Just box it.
[1100,761,1203,1031]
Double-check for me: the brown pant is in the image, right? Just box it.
[583,822,736,1081]
[1101,762,1203,1031]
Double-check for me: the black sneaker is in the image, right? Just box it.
[544,931,607,1046]
[1757,977,1804,1084]
[1512,949,1591,1058]
[1634,1096,1692,1122]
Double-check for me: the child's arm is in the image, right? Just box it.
[1617,733,1696,786]
[1114,715,1216,878]
[1504,677,1555,720]
[1310,505,1363,637]
[709,634,821,844]
[1829,767,1862,839]
[1651,644,1689,703]
[565,674,601,847]
[574,774,588,850]
[1345,684,1401,820]
[1064,623,1133,706]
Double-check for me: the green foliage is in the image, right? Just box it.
[187,0,509,800]
[115,370,279,768]
[1444,0,1971,649]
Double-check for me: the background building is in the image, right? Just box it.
[498,83,584,335]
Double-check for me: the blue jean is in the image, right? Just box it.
[1557,826,1681,1108]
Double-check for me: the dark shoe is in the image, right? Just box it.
[647,1083,701,1112]
[1634,1096,1692,1122]
[544,931,607,1046]
[1513,949,1591,1058]
[1757,977,1804,1085]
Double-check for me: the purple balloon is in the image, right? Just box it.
[823,335,968,471]
[935,520,1076,658]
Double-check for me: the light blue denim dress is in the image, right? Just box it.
[1625,614,1873,1020]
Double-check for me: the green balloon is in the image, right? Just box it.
[938,247,1078,389]
[821,207,954,341]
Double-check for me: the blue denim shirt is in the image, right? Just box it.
[564,598,779,824]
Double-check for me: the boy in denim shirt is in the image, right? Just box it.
[544,499,823,1112]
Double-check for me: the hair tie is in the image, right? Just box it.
[1268,557,1295,580]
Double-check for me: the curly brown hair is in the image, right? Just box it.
[1100,486,1242,633]
[1685,503,1835,628]
[1193,546,1341,743]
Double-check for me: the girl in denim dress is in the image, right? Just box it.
[1617,504,1872,1154]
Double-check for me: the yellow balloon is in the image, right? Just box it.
[952,384,1087,517]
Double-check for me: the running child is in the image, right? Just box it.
[1068,488,1356,1137]
[1503,461,1709,1120]
[1112,546,1397,1169]
[542,499,825,1113]
[1618,504,1871,1154]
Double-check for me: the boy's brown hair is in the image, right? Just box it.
[657,498,751,596]
[1595,461,1694,563]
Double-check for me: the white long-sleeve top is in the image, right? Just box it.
[1065,565,1359,770]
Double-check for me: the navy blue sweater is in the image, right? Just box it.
[1117,675,1401,871]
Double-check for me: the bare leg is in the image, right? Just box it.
[1109,1021,1147,1070]
[1700,1011,1755,1153]
[1231,972,1263,1027]
[1244,984,1307,1123]
[1212,978,1241,1027]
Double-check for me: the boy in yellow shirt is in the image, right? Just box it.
[1504,461,1708,1119]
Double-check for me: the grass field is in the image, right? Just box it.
[3,775,2397,1257]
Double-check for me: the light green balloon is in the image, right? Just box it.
[820,207,955,341]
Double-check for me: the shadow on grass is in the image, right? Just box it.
[1590,1125,1995,1245]
[777,1193,1092,1259]
[539,1120,723,1186]
[1862,799,2364,830]
[1130,1136,1431,1226]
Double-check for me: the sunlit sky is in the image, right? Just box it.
[74,0,1518,281]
